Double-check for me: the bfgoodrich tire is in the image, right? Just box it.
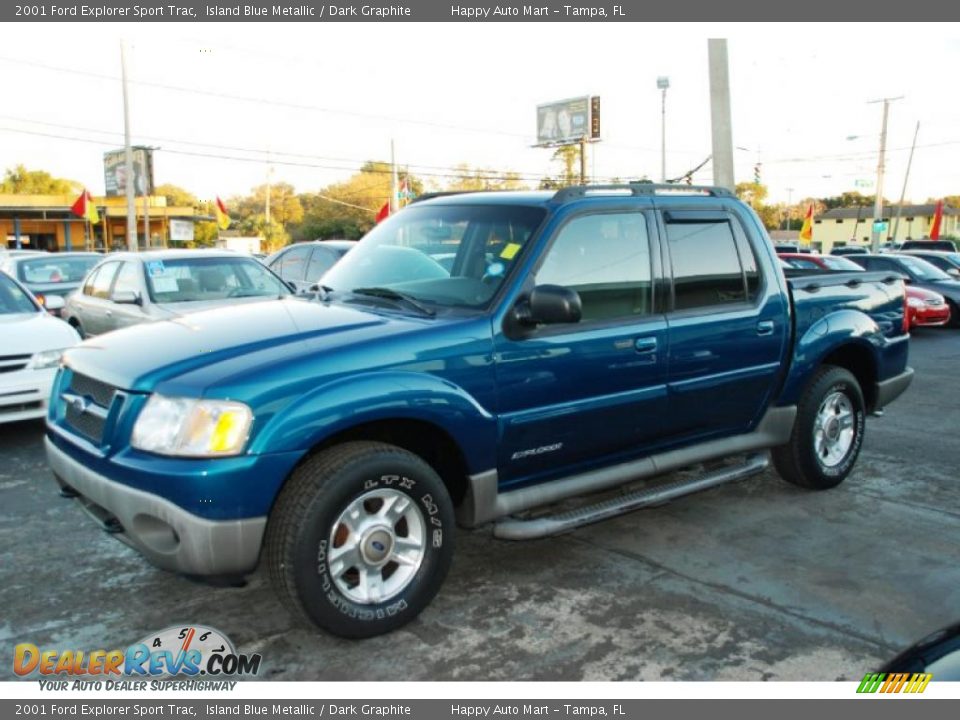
[772,365,866,490]
[264,441,454,638]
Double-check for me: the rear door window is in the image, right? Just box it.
[666,217,759,311]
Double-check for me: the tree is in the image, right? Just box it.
[539,145,582,189]
[735,182,780,230]
[232,182,303,227]
[820,191,880,210]
[1,164,82,195]
[444,164,527,192]
[154,183,199,208]
[291,162,424,243]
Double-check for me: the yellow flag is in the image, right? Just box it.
[799,204,813,245]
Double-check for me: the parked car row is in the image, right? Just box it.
[777,247,960,329]
[1,241,357,425]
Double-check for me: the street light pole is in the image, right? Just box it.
[657,76,670,183]
[868,96,903,252]
[120,40,137,252]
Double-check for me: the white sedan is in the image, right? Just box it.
[0,271,79,424]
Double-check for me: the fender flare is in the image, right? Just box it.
[249,370,497,475]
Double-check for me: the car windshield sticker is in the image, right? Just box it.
[487,262,505,277]
[152,277,178,293]
[500,243,521,260]
[146,261,166,277]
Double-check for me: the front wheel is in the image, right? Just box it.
[264,441,454,638]
[773,365,865,490]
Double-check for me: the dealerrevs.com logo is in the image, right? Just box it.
[14,625,261,689]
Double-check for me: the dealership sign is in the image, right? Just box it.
[536,96,600,146]
[103,147,155,198]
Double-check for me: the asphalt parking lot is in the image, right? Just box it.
[2,330,958,682]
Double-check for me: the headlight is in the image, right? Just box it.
[27,349,66,370]
[131,395,253,457]
[907,297,924,309]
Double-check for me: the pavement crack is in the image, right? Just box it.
[569,534,901,656]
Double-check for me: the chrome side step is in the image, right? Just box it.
[493,453,770,540]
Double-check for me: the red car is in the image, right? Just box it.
[904,285,951,329]
[777,253,865,272]
[779,252,950,328]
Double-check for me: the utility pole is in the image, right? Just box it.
[892,121,919,243]
[708,40,735,191]
[868,96,903,252]
[657,76,670,183]
[579,137,588,185]
[120,40,137,252]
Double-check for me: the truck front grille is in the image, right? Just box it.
[61,373,119,445]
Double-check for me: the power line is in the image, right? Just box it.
[0,125,631,185]
[0,55,536,141]
[0,114,559,180]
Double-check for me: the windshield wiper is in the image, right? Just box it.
[350,287,436,317]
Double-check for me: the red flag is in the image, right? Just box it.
[214,196,231,230]
[375,201,390,224]
[70,189,99,224]
[929,200,944,240]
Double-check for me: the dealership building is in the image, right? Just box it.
[1,193,210,251]
[813,203,960,249]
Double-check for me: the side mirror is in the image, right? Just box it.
[44,295,65,312]
[112,290,142,305]
[517,284,582,326]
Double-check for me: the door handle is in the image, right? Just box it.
[756,320,774,336]
[105,310,113,317]
[634,337,658,354]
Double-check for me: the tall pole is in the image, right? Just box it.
[868,96,903,252]
[120,40,137,252]
[579,137,587,185]
[390,140,398,213]
[892,121,919,243]
[708,40,735,191]
[784,187,794,231]
[657,77,669,183]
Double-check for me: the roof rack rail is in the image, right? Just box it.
[406,190,477,205]
[552,183,734,203]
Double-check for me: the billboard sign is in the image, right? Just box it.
[169,219,195,242]
[536,96,597,146]
[103,147,154,197]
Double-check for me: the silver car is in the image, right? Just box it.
[62,249,292,338]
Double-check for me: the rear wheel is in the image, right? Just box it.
[264,441,454,638]
[773,365,865,490]
[69,319,85,339]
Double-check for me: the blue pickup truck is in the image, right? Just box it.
[46,185,913,638]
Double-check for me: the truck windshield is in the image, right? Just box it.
[322,204,546,310]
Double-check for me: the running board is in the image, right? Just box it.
[493,453,770,540]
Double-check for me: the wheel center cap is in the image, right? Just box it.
[825,417,841,441]
[360,527,394,565]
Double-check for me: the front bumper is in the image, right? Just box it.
[0,367,56,424]
[874,367,914,411]
[45,436,266,576]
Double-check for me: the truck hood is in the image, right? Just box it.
[62,297,432,392]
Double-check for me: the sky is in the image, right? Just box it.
[2,22,960,206]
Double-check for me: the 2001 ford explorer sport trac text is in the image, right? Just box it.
[45,185,913,638]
